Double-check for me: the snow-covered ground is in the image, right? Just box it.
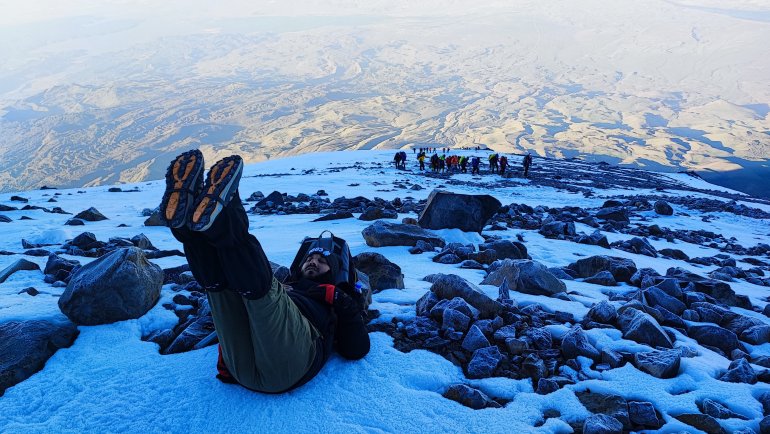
[1,149,769,433]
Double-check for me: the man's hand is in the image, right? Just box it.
[307,283,365,318]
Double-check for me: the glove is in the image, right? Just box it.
[307,283,365,318]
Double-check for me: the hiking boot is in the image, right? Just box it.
[190,155,244,232]
[159,150,204,228]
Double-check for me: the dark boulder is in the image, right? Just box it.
[673,414,725,434]
[353,252,404,293]
[478,240,528,260]
[359,206,398,221]
[653,200,674,216]
[466,346,503,378]
[539,221,576,238]
[718,358,757,384]
[586,300,617,324]
[312,211,353,222]
[443,384,501,410]
[568,256,637,283]
[163,301,215,354]
[576,230,611,248]
[418,190,501,233]
[0,319,79,395]
[362,221,446,248]
[618,308,673,349]
[508,260,566,296]
[0,258,41,283]
[687,324,741,355]
[628,401,661,428]
[634,349,680,378]
[429,274,503,319]
[584,271,617,286]
[583,414,623,434]
[576,391,630,428]
[596,207,629,223]
[561,326,600,361]
[59,247,163,325]
[256,191,284,207]
[73,207,108,221]
[642,286,686,315]
[700,399,747,420]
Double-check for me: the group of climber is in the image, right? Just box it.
[407,150,534,177]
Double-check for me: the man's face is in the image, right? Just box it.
[301,253,330,279]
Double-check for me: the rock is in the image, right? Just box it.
[741,325,770,345]
[498,277,513,301]
[131,234,155,250]
[700,398,747,420]
[654,200,674,216]
[687,324,741,355]
[0,319,79,395]
[674,413,725,434]
[539,221,576,238]
[443,384,501,410]
[718,358,757,384]
[618,308,674,348]
[362,220,446,248]
[359,206,398,221]
[533,378,559,395]
[583,414,623,434]
[561,326,601,360]
[44,254,80,281]
[312,211,353,222]
[629,267,661,287]
[73,207,108,221]
[521,353,547,381]
[634,349,681,378]
[596,206,629,223]
[58,247,163,325]
[480,259,520,287]
[418,190,501,233]
[761,416,770,434]
[429,274,504,318]
[0,258,41,284]
[568,256,637,283]
[576,230,611,248]
[526,327,553,350]
[659,248,689,260]
[643,286,686,315]
[587,300,617,324]
[602,349,625,368]
[442,308,471,333]
[628,401,660,428]
[478,240,529,260]
[143,209,164,226]
[576,391,630,428]
[512,260,566,296]
[466,346,503,378]
[666,267,751,309]
[353,252,404,293]
[404,317,440,340]
[70,232,99,250]
[584,271,617,286]
[0,215,11,223]
[164,302,216,354]
[256,191,284,207]
[18,287,40,296]
[461,325,491,352]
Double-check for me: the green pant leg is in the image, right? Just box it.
[241,279,319,393]
[206,290,259,385]
[208,279,319,393]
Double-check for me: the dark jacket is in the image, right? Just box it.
[284,277,370,390]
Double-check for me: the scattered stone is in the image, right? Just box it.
[584,271,617,286]
[674,413,725,434]
[568,256,637,283]
[0,319,79,395]
[700,398,747,420]
[634,349,681,379]
[443,384,501,410]
[687,324,741,355]
[461,325,491,352]
[586,300,617,324]
[362,221,446,248]
[312,211,353,222]
[418,190,501,233]
[0,258,41,284]
[429,274,504,319]
[353,252,404,292]
[654,200,674,216]
[628,401,660,428]
[561,326,600,361]
[718,358,757,384]
[583,414,623,434]
[618,307,674,348]
[58,247,163,325]
[576,391,630,428]
[466,346,503,378]
[73,207,108,222]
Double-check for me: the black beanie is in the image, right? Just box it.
[300,247,340,284]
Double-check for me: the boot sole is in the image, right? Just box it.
[160,150,204,228]
[190,156,243,231]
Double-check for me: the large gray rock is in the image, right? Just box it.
[467,346,503,378]
[595,207,630,223]
[568,256,638,283]
[718,358,757,384]
[666,267,751,309]
[586,300,618,324]
[418,190,501,233]
[583,414,623,434]
[0,258,41,283]
[73,207,108,222]
[1,319,79,395]
[576,391,630,428]
[561,326,600,361]
[353,252,404,293]
[58,247,163,325]
[487,260,566,296]
[443,384,501,410]
[362,220,446,248]
[634,349,681,378]
[628,401,661,428]
[654,200,674,216]
[687,324,741,355]
[618,308,673,349]
[643,286,686,315]
[478,240,528,260]
[429,274,504,319]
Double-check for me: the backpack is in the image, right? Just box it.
[290,230,358,287]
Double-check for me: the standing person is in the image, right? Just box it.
[158,150,369,393]
[417,151,426,171]
[499,155,508,176]
[460,156,468,173]
[523,152,533,178]
[471,156,480,175]
[430,153,440,173]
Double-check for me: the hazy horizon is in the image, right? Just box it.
[1,0,768,196]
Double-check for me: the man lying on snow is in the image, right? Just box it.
[158,150,370,393]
